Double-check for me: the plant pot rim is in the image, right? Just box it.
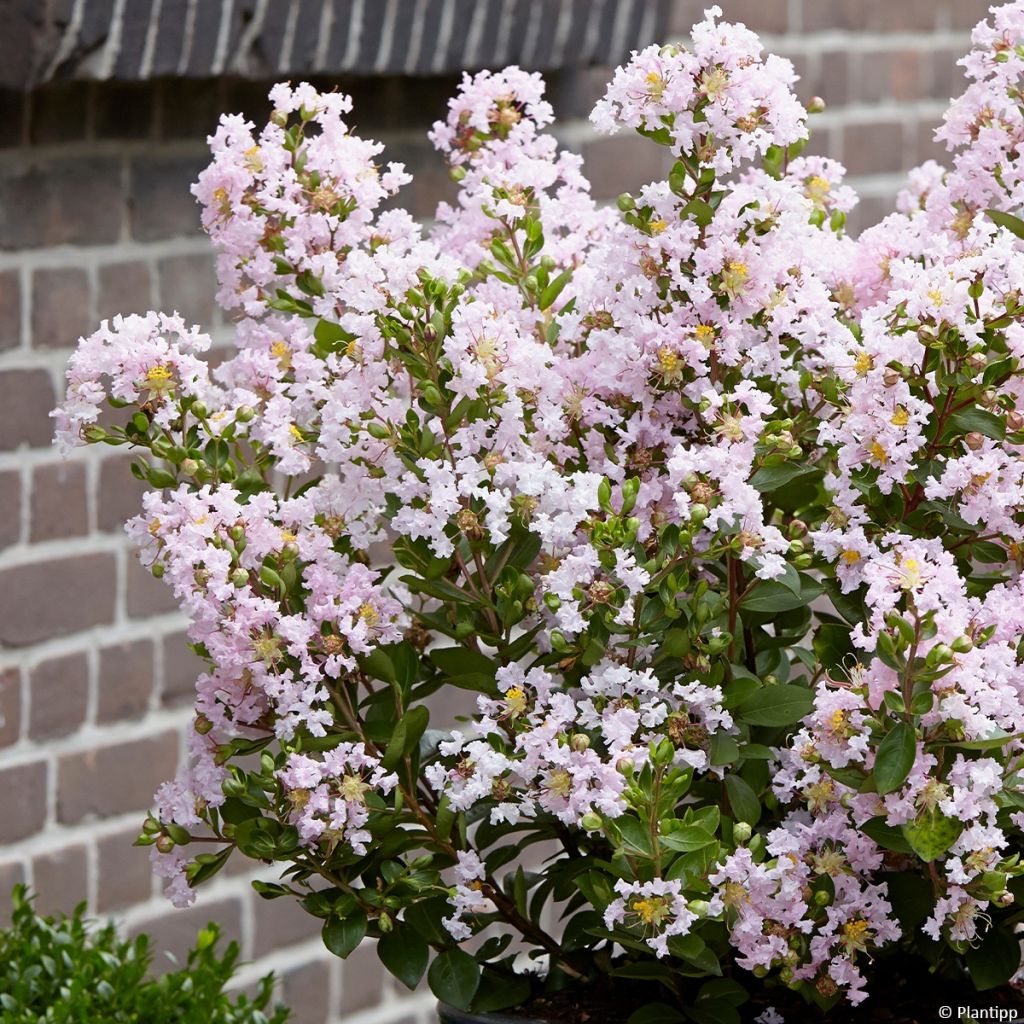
[437,1002,559,1024]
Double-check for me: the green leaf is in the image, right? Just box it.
[902,811,963,862]
[322,908,368,959]
[861,817,912,854]
[750,462,818,493]
[381,706,430,770]
[738,684,813,727]
[428,949,481,1010]
[724,775,761,825]
[740,581,806,613]
[947,406,1006,441]
[539,268,572,310]
[628,1004,685,1024]
[660,826,717,853]
[470,970,532,1013]
[873,722,917,795]
[378,928,428,990]
[987,207,1024,239]
[966,925,1021,990]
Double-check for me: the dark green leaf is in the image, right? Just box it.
[428,949,481,1010]
[873,723,916,796]
[738,684,813,726]
[378,928,428,989]
[322,908,368,959]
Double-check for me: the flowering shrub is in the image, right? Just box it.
[54,3,1024,1017]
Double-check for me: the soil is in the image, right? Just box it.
[506,958,1024,1024]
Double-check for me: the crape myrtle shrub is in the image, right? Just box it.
[0,886,288,1023]
[51,1,1024,1017]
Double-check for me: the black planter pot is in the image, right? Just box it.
[438,1003,555,1024]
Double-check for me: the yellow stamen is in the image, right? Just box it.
[842,549,860,565]
[891,406,909,427]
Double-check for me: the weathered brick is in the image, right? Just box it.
[129,154,206,241]
[126,554,180,617]
[0,553,115,647]
[339,941,384,1015]
[162,629,203,707]
[93,81,155,139]
[840,121,906,176]
[157,252,216,327]
[0,667,22,748]
[0,157,124,250]
[951,0,996,29]
[57,730,178,824]
[30,462,89,542]
[97,260,153,322]
[31,266,91,350]
[0,470,21,550]
[929,45,969,102]
[802,0,941,33]
[0,89,26,148]
[96,826,153,911]
[98,455,148,531]
[856,49,924,105]
[0,862,26,926]
[283,958,332,1024]
[97,638,153,722]
[159,78,224,139]
[0,369,55,450]
[0,761,48,842]
[131,897,243,973]
[581,134,673,200]
[28,651,89,740]
[914,118,947,167]
[0,269,21,351]
[252,893,322,957]
[29,81,89,145]
[31,843,89,916]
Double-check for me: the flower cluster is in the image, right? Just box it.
[54,2,1024,1016]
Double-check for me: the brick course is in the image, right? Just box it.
[0,4,983,1023]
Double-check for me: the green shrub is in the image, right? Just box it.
[0,886,290,1024]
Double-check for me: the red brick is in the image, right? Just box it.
[914,118,949,167]
[0,470,21,550]
[93,82,156,140]
[97,261,153,323]
[97,455,148,532]
[802,0,941,33]
[0,553,116,647]
[856,50,924,105]
[951,0,995,29]
[713,0,788,33]
[0,270,20,351]
[96,826,153,911]
[129,153,206,241]
[126,554,180,617]
[0,156,125,251]
[0,861,27,927]
[0,369,55,450]
[0,667,21,748]
[157,253,216,328]
[929,46,969,102]
[57,731,178,824]
[29,81,89,146]
[130,897,243,974]
[28,651,89,740]
[97,638,153,723]
[30,462,89,542]
[31,844,89,916]
[580,134,673,201]
[339,941,384,1015]
[283,959,333,1024]
[0,761,48,842]
[31,266,92,350]
[252,893,322,957]
[162,630,204,707]
[840,121,906,176]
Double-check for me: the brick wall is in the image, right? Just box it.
[0,3,993,1023]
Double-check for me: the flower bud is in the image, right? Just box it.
[814,889,831,906]
[236,405,256,423]
[616,193,636,212]
[151,562,165,579]
[83,425,107,443]
[951,634,974,653]
[181,458,200,476]
[155,834,175,854]
[580,811,603,832]
[615,756,635,776]
[194,713,214,735]
[882,369,902,387]
[690,503,709,524]
[1007,409,1024,432]
[230,567,249,588]
[965,431,985,451]
[570,733,591,752]
[191,401,208,419]
[807,96,826,114]
[733,822,752,844]
[687,900,712,916]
